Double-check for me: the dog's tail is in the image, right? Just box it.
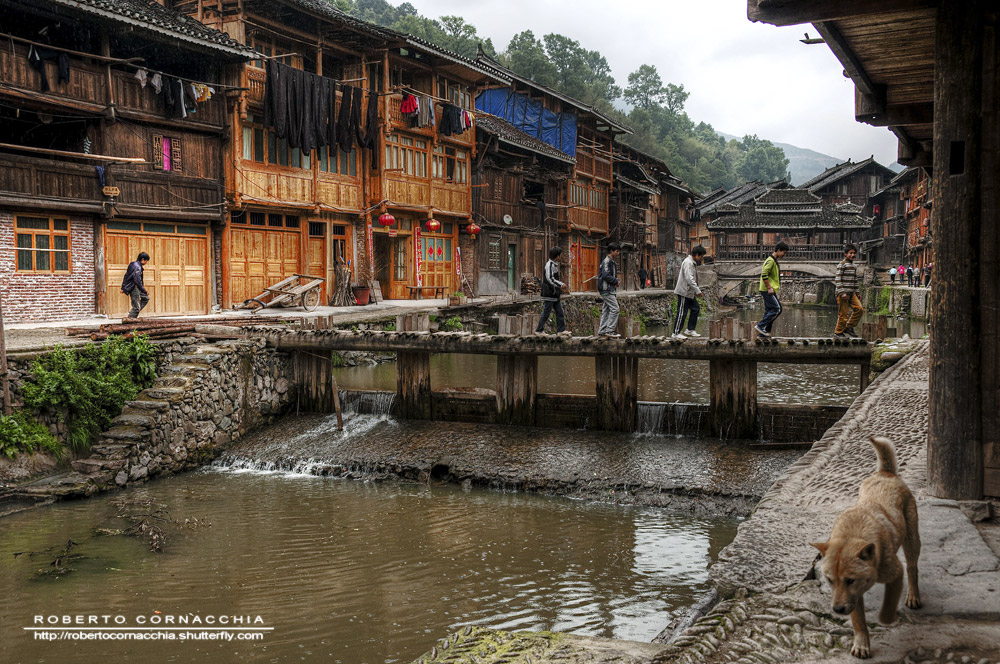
[869,436,898,474]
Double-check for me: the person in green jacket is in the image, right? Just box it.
[755,241,788,338]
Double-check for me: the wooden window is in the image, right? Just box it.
[15,216,70,273]
[318,145,358,176]
[437,77,471,109]
[242,115,309,170]
[432,146,468,183]
[487,236,502,270]
[308,222,325,237]
[385,133,427,177]
[152,135,182,172]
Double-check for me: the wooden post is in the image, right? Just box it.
[595,355,638,432]
[860,360,871,393]
[709,359,758,439]
[928,0,985,499]
[396,313,432,419]
[330,364,343,431]
[496,316,538,425]
[0,289,10,415]
[709,319,722,339]
[982,12,1000,497]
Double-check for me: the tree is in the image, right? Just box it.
[624,64,667,110]
[664,83,689,115]
[734,135,790,183]
[504,30,558,87]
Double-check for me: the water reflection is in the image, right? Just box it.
[0,471,736,664]
[335,307,909,406]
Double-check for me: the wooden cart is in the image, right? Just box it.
[235,274,326,312]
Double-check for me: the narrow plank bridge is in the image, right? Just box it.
[239,314,873,439]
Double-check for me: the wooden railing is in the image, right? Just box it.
[0,152,101,205]
[247,66,266,106]
[715,244,848,261]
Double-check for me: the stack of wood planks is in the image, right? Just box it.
[65,317,295,341]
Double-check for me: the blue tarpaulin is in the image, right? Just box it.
[476,88,577,157]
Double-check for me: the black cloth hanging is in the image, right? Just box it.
[295,68,315,152]
[351,85,364,147]
[324,78,338,148]
[361,81,379,166]
[28,46,69,92]
[162,76,182,118]
[263,60,287,138]
[337,85,355,153]
[439,103,461,137]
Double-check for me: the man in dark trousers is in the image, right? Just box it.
[597,243,621,337]
[906,264,914,287]
[672,245,706,339]
[535,246,570,336]
[637,264,649,289]
[755,241,788,338]
[121,252,150,321]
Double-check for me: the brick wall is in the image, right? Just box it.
[0,211,96,323]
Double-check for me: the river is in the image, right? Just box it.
[0,305,896,663]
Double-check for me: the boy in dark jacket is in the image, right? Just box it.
[597,243,621,337]
[535,246,570,335]
[121,252,150,321]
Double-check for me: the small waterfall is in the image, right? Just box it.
[636,402,667,435]
[672,403,689,436]
[341,390,396,417]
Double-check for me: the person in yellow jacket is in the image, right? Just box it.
[755,241,788,338]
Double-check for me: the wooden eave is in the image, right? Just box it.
[748,1,936,166]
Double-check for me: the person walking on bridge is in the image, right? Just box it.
[833,244,864,339]
[906,264,914,287]
[535,246,569,336]
[754,241,788,338]
[597,243,621,337]
[672,245,706,339]
[889,266,897,284]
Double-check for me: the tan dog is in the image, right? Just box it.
[811,437,921,658]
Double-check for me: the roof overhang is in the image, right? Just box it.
[748,0,936,167]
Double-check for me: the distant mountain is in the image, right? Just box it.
[718,132,844,185]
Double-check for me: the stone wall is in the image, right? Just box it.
[69,338,294,493]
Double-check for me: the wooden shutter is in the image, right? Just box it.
[152,134,163,170]
[170,138,182,174]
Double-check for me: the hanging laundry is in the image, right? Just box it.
[134,68,148,88]
[27,46,69,92]
[336,85,356,153]
[184,82,198,115]
[263,60,338,152]
[351,84,365,148]
[162,76,184,118]
[439,103,465,137]
[463,110,472,131]
[150,72,163,94]
[94,166,105,188]
[416,95,432,128]
[400,93,418,115]
[192,83,214,103]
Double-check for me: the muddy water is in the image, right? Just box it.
[0,469,735,664]
[335,307,919,405]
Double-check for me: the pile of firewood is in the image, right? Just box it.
[330,259,355,307]
[520,275,541,295]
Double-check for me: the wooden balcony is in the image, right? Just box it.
[716,244,847,262]
[0,43,224,128]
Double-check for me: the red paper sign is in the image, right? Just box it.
[414,227,422,287]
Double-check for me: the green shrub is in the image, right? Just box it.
[440,316,463,332]
[874,286,893,315]
[21,334,157,453]
[0,411,62,460]
[586,305,601,319]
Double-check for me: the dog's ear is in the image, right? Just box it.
[858,543,876,561]
[810,541,829,556]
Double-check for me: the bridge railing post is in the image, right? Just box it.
[396,313,432,419]
[496,315,538,425]
[709,358,758,439]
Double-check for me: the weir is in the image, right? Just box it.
[245,314,872,440]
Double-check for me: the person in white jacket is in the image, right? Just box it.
[672,245,707,339]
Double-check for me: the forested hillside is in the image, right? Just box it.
[332,0,790,193]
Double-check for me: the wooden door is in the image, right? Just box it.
[228,227,300,306]
[420,236,454,291]
[105,228,208,317]
[306,236,326,303]
[580,245,598,292]
[390,236,410,299]
[507,244,516,290]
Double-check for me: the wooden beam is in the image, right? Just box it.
[748,0,937,27]
[814,21,883,99]
[857,88,934,126]
[892,126,933,167]
[710,359,758,439]
[927,0,985,500]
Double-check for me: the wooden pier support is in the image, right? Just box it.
[709,359,758,439]
[496,315,538,425]
[595,356,638,431]
[396,314,432,419]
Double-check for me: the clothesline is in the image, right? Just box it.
[0,30,142,65]
[0,142,146,163]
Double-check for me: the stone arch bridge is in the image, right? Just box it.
[712,260,844,299]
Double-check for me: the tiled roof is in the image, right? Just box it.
[48,0,257,57]
[800,156,895,192]
[754,188,823,205]
[615,174,659,196]
[698,181,767,216]
[476,114,575,164]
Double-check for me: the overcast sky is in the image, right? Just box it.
[406,0,899,166]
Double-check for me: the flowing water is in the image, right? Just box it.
[0,306,890,663]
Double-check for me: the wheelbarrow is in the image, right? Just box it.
[235,274,326,312]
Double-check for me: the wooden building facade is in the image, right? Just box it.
[799,156,896,206]
[173,0,504,304]
[0,0,254,323]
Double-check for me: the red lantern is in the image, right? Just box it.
[377,212,396,228]
[466,222,481,236]
[425,218,441,232]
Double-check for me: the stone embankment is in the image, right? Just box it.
[15,339,294,499]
